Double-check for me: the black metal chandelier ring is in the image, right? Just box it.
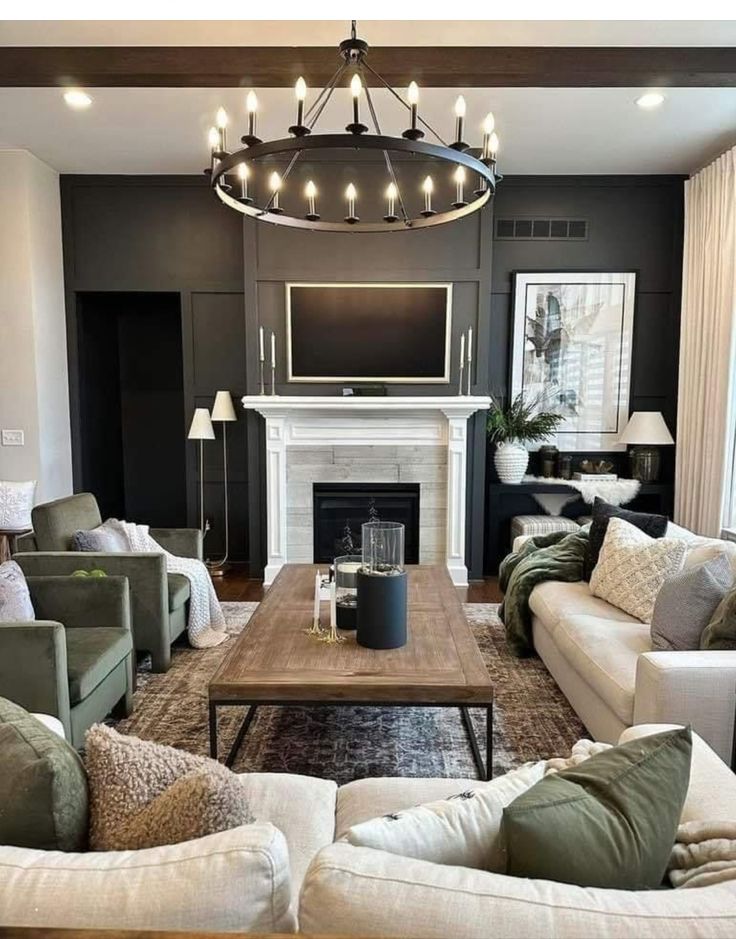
[210,134,497,233]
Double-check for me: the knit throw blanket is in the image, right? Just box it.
[668,821,736,889]
[108,520,227,650]
[499,527,589,657]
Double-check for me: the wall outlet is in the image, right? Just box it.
[1,429,24,447]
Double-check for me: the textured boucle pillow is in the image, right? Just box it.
[72,521,129,553]
[590,517,687,623]
[0,559,35,622]
[85,724,253,850]
[651,554,733,651]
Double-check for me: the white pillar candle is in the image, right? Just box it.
[259,326,265,362]
[467,326,473,363]
[459,332,465,366]
[271,331,276,367]
[330,580,337,630]
[313,571,321,628]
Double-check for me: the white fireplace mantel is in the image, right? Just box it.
[242,395,491,587]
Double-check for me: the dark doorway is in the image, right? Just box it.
[313,483,420,564]
[76,292,186,527]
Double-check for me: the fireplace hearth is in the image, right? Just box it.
[313,483,420,564]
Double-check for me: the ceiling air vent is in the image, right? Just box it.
[494,218,588,241]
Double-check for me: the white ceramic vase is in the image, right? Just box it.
[494,440,529,484]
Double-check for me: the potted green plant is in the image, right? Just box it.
[487,393,565,484]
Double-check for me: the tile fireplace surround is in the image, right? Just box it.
[242,396,491,586]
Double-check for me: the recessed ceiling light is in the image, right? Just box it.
[63,89,92,110]
[635,92,665,110]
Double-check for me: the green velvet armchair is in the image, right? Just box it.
[14,493,203,672]
[0,575,133,748]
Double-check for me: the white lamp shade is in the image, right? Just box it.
[619,411,674,445]
[211,390,237,422]
[188,408,215,440]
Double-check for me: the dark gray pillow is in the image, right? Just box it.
[584,497,668,581]
[651,554,734,651]
[72,521,128,553]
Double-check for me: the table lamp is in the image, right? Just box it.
[188,407,214,535]
[618,411,674,482]
[209,390,238,576]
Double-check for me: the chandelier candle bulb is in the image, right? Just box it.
[268,171,283,213]
[246,91,258,137]
[384,181,398,222]
[345,183,358,223]
[305,179,319,220]
[296,77,306,125]
[481,112,495,160]
[351,74,361,124]
[453,95,467,149]
[409,81,418,129]
[237,162,251,202]
[489,132,499,161]
[208,126,219,154]
[421,175,436,217]
[216,107,228,152]
[453,165,467,207]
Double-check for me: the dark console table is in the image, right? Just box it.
[484,480,674,575]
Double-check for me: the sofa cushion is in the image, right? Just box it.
[346,762,546,871]
[238,772,337,899]
[651,554,733,651]
[167,572,190,611]
[32,493,102,552]
[502,727,692,890]
[0,824,296,934]
[299,841,736,939]
[0,697,88,852]
[85,724,252,851]
[0,559,35,622]
[529,581,639,636]
[65,628,132,705]
[590,517,688,623]
[585,497,668,581]
[553,615,651,724]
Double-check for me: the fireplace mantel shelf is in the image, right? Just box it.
[241,394,491,419]
[243,394,491,588]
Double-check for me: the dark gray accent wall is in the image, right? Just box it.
[60,172,684,575]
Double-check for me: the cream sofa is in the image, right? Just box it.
[512,522,736,763]
[2,725,736,936]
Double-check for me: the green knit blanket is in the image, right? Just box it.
[499,527,590,657]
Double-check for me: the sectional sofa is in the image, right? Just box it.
[2,724,736,936]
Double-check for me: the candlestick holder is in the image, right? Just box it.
[383,213,398,223]
[271,363,276,395]
[259,361,265,395]
[466,360,472,396]
[288,124,311,138]
[344,214,360,224]
[458,360,465,396]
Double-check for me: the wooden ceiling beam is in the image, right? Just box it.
[1,46,736,87]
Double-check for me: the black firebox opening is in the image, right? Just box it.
[313,483,420,563]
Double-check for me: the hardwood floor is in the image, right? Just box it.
[214,564,503,604]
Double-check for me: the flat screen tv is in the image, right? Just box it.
[286,283,452,383]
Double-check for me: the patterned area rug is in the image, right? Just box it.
[114,602,586,785]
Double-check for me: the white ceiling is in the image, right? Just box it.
[1,20,734,175]
[3,19,736,46]
[1,85,734,175]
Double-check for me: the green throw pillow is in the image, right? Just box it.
[502,726,692,890]
[0,697,89,851]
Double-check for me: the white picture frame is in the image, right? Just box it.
[285,282,453,384]
[510,271,636,451]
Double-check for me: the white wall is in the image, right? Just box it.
[0,150,72,503]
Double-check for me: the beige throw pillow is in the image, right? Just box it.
[85,724,253,851]
[590,516,687,623]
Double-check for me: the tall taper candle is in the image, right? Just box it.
[313,571,321,629]
[467,326,473,395]
[459,332,465,366]
[270,331,276,395]
[259,326,265,362]
[330,580,337,631]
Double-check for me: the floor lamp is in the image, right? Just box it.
[209,390,238,576]
[188,408,215,537]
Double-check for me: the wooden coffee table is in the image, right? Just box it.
[208,564,494,779]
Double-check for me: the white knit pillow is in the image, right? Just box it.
[590,516,687,623]
[0,480,35,530]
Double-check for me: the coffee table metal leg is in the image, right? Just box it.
[209,701,218,760]
[224,704,259,768]
[460,705,492,781]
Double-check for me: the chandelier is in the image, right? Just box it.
[205,21,501,233]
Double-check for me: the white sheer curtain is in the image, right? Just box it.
[675,146,736,536]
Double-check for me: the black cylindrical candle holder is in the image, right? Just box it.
[356,570,407,649]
